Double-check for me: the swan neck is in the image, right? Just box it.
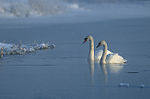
[102,43,108,64]
[89,38,94,61]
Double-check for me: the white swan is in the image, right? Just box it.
[83,35,112,62]
[96,40,127,64]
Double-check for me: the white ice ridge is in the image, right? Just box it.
[119,83,145,88]
[119,83,130,88]
[0,41,55,56]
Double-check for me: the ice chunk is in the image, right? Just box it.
[139,84,145,88]
[49,44,56,49]
[119,83,130,88]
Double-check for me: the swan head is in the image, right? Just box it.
[96,40,107,48]
[83,35,93,43]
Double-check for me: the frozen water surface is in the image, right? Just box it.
[0,17,150,99]
[0,0,150,99]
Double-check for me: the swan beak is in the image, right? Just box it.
[83,40,87,44]
[83,38,88,44]
[96,42,101,48]
[96,44,100,48]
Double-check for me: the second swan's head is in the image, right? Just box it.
[83,35,93,43]
[96,40,107,48]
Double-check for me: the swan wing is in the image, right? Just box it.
[107,50,113,55]
[95,50,103,63]
[106,53,127,64]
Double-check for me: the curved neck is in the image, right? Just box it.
[89,38,94,61]
[101,43,108,64]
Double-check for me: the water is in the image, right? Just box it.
[0,17,150,99]
[0,0,150,99]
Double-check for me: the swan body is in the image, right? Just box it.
[106,53,126,64]
[96,40,127,64]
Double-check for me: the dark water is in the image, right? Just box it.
[0,17,150,99]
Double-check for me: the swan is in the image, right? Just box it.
[83,35,113,62]
[96,40,127,64]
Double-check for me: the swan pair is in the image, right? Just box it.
[83,35,127,64]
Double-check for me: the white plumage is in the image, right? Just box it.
[96,40,127,64]
[83,35,127,64]
[106,53,127,64]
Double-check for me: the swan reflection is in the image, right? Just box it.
[100,64,108,82]
[88,60,124,84]
[108,64,124,73]
[88,60,95,85]
[99,63,124,83]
